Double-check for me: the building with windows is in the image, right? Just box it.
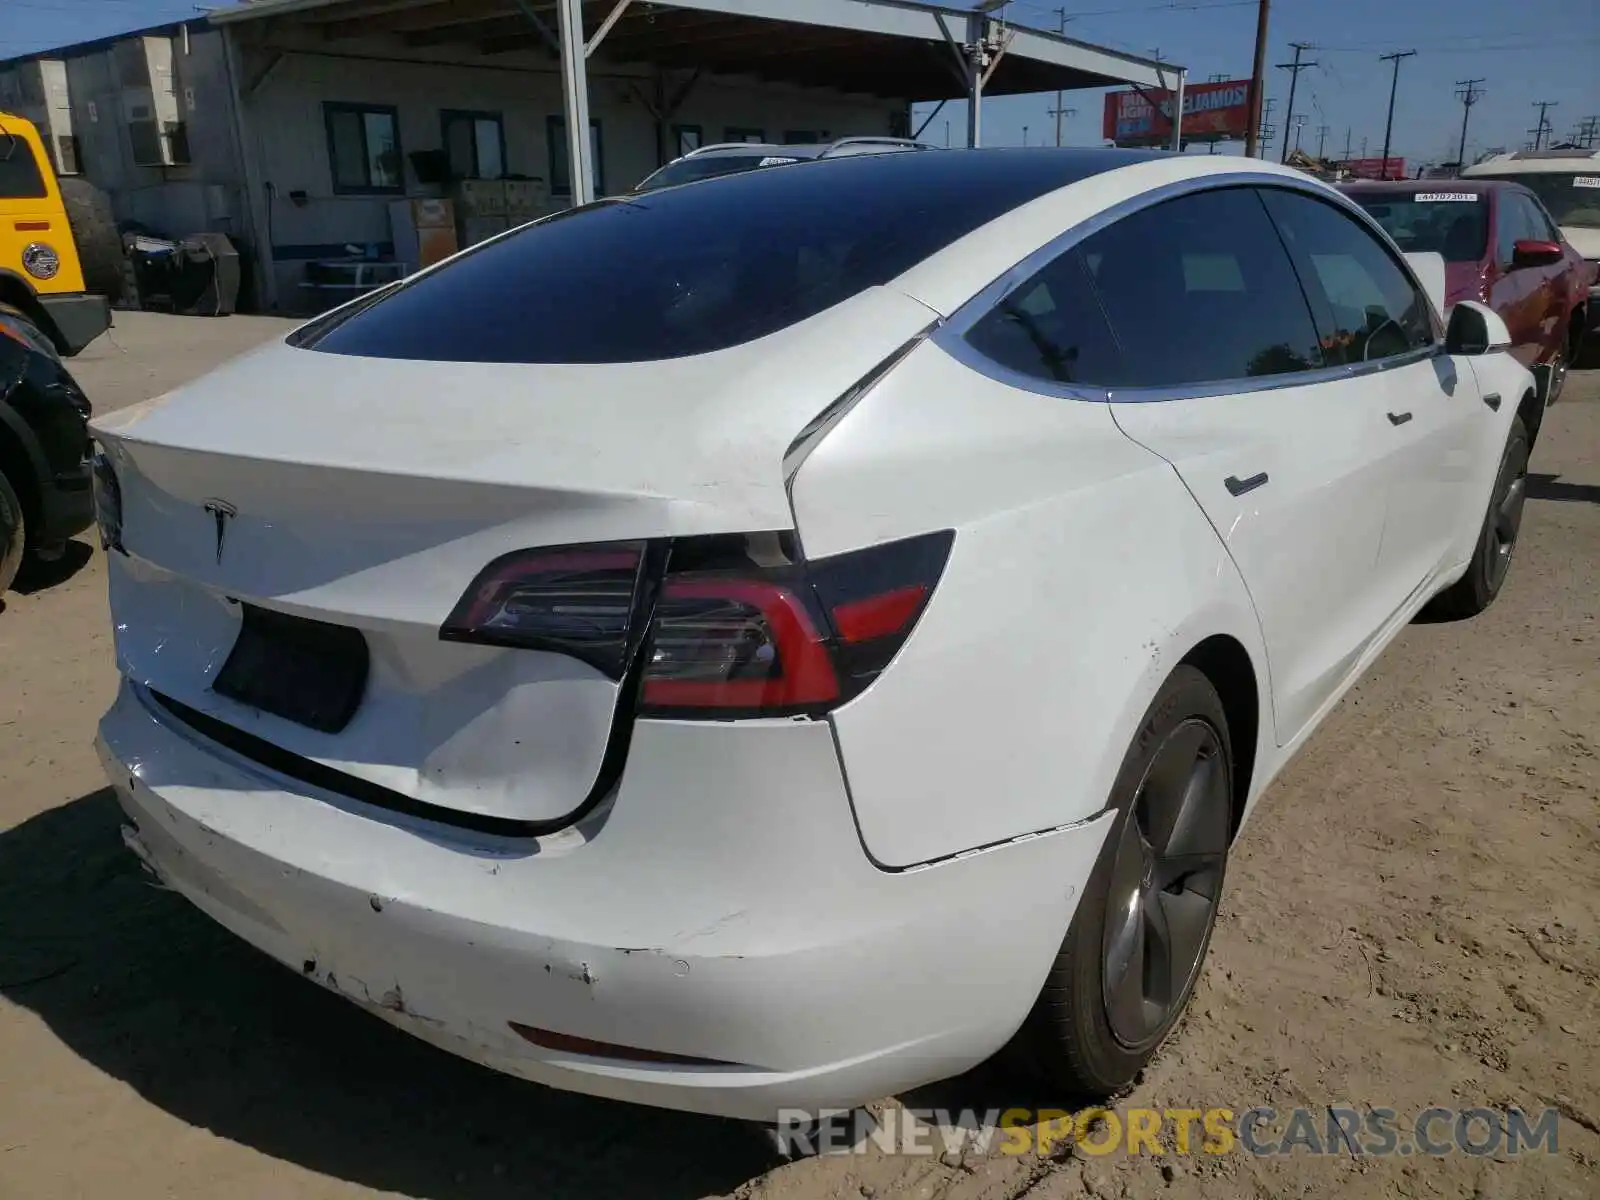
[0,1,1179,312]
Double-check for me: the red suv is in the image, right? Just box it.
[1341,180,1593,404]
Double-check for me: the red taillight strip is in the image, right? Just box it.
[509,1022,742,1067]
[831,583,929,644]
[641,577,839,709]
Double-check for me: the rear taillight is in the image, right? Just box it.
[440,542,660,679]
[441,530,953,718]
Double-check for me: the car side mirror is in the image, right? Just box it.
[1444,301,1512,356]
[1511,238,1563,269]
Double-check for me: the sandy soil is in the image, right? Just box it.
[1,312,1595,1199]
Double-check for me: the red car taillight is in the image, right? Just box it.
[439,542,661,679]
[441,531,953,718]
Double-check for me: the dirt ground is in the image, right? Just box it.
[1,312,1596,1200]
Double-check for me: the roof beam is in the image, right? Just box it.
[320,0,517,40]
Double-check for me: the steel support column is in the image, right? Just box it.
[555,0,596,205]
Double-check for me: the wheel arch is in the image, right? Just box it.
[0,271,67,356]
[0,409,42,529]
[1180,634,1260,839]
[1516,386,1542,449]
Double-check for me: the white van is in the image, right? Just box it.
[1463,150,1600,331]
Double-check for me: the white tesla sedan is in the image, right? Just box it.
[92,149,1535,1119]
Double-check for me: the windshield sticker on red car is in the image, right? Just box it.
[1414,192,1477,202]
[1573,176,1600,189]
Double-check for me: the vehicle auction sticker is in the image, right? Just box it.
[1415,193,1478,202]
[1573,176,1600,189]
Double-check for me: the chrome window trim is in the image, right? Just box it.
[933,170,1446,404]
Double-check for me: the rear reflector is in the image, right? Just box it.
[508,1022,740,1067]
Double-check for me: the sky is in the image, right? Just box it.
[2,0,1597,168]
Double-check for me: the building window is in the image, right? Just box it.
[783,130,818,145]
[673,124,702,157]
[547,116,604,198]
[726,127,766,144]
[442,110,505,180]
[324,102,403,194]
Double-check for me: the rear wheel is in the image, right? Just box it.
[1540,344,1569,406]
[57,177,125,304]
[1011,666,1233,1095]
[0,467,25,595]
[1427,416,1530,621]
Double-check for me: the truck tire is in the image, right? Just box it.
[57,178,125,304]
[0,467,24,595]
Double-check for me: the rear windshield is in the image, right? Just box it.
[634,153,802,192]
[1471,173,1600,229]
[1351,192,1488,262]
[299,149,1161,364]
[0,131,48,200]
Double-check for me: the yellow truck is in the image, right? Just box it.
[0,109,114,356]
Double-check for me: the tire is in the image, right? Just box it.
[0,467,25,595]
[57,177,125,304]
[1426,416,1530,621]
[1009,665,1234,1097]
[1540,344,1568,407]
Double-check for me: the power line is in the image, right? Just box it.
[1275,41,1316,164]
[1377,49,1416,180]
[1316,123,1330,158]
[1454,78,1484,168]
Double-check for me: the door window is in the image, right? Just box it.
[1259,188,1436,365]
[1075,186,1326,387]
[964,249,1123,384]
[1512,192,1560,243]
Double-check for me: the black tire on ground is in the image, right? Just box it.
[1426,416,1531,622]
[1008,665,1233,1097]
[0,467,25,595]
[57,177,125,304]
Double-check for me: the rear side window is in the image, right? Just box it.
[964,250,1122,384]
[300,151,1157,364]
[1259,188,1436,365]
[0,132,48,200]
[1075,187,1325,387]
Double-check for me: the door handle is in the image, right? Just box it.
[1482,392,1502,411]
[1224,472,1269,497]
[1387,411,1413,426]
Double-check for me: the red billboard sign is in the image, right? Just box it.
[1340,157,1408,180]
[1103,79,1252,145]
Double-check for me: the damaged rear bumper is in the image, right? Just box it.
[97,678,1111,1120]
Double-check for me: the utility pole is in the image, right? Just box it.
[1051,6,1069,146]
[1342,126,1352,161]
[1292,113,1306,154]
[1244,0,1271,158]
[1316,123,1330,158]
[1454,79,1484,169]
[1276,42,1316,164]
[1377,50,1416,180]
[1048,102,1077,145]
[1257,97,1277,156]
[1529,100,1557,150]
[1578,116,1600,149]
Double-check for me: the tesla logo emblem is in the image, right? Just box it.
[202,499,237,563]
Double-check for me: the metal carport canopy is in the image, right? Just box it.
[210,0,1185,204]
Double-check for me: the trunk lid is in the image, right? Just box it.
[93,285,936,828]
